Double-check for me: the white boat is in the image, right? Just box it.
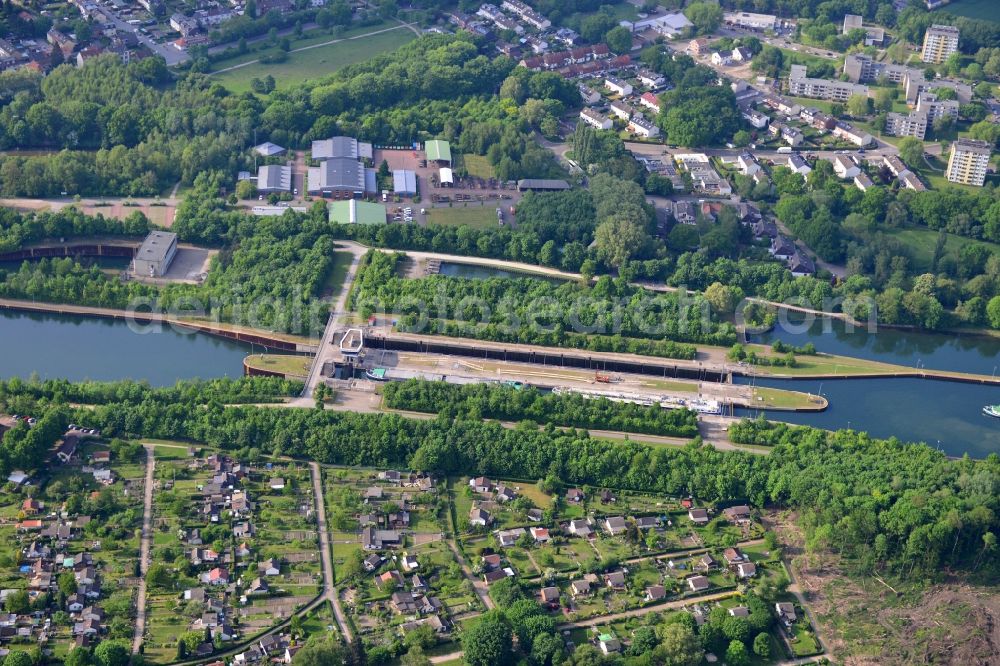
[984,405,1000,419]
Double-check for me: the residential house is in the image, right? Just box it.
[645,584,666,601]
[362,554,383,572]
[737,562,758,578]
[687,575,711,592]
[260,558,281,576]
[770,235,797,260]
[530,527,550,543]
[469,507,492,527]
[723,548,747,565]
[401,555,419,572]
[604,516,628,535]
[495,485,516,502]
[580,108,613,130]
[570,579,592,597]
[737,152,761,176]
[579,85,600,105]
[609,99,634,121]
[635,516,659,530]
[604,76,632,96]
[711,50,733,66]
[469,477,493,493]
[497,528,526,547]
[567,519,593,537]
[604,570,627,590]
[742,108,769,129]
[540,586,560,608]
[722,505,752,524]
[729,606,750,617]
[639,92,661,114]
[628,115,660,138]
[687,508,709,525]
[599,635,621,655]
[375,570,403,590]
[637,69,665,89]
[776,602,797,625]
[566,488,584,503]
[832,155,860,179]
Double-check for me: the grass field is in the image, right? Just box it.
[461,154,495,179]
[210,24,416,93]
[935,0,1000,22]
[425,206,500,230]
[244,353,312,377]
[884,227,1000,272]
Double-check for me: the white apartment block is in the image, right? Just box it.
[921,24,959,64]
[788,64,868,102]
[915,92,959,123]
[946,138,991,186]
[886,111,928,140]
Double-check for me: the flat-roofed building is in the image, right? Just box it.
[516,179,571,191]
[788,64,868,101]
[915,92,959,123]
[133,231,177,278]
[256,165,292,193]
[946,138,991,187]
[843,54,910,84]
[886,111,928,140]
[921,24,959,64]
[724,11,777,30]
[392,169,417,196]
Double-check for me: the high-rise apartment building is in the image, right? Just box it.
[945,139,991,186]
[921,24,959,64]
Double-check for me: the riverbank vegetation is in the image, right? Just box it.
[381,379,700,437]
[2,377,997,581]
[349,250,730,355]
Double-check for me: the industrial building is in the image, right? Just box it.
[921,24,959,64]
[133,231,177,278]
[424,140,452,166]
[312,136,373,160]
[723,11,777,31]
[256,165,292,193]
[946,139,992,187]
[328,200,388,225]
[307,157,376,196]
[392,169,417,196]
[516,179,571,192]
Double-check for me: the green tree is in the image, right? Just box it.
[652,621,703,665]
[753,632,771,657]
[987,295,1000,329]
[461,609,513,666]
[291,636,346,666]
[4,652,33,666]
[684,1,723,34]
[846,94,871,118]
[605,26,633,55]
[65,647,92,666]
[93,641,130,666]
[4,589,28,614]
[897,136,925,166]
[594,215,649,270]
[725,640,750,666]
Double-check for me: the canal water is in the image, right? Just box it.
[735,375,1000,459]
[752,313,1000,376]
[0,310,250,386]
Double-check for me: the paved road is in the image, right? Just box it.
[132,444,155,653]
[309,461,353,642]
[299,245,364,400]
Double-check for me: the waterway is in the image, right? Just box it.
[736,375,1000,459]
[752,313,1000,377]
[0,310,250,386]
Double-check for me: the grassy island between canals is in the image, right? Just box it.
[244,353,311,378]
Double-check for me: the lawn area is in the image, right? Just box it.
[751,386,827,411]
[461,154,495,179]
[426,206,501,230]
[883,226,1000,273]
[934,0,1000,22]
[210,24,416,93]
[244,353,312,378]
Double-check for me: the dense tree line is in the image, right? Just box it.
[381,379,700,437]
[1,378,996,578]
[350,250,732,351]
[0,407,68,478]
[0,207,149,254]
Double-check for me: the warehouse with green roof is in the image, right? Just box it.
[424,139,452,165]
[328,200,387,226]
